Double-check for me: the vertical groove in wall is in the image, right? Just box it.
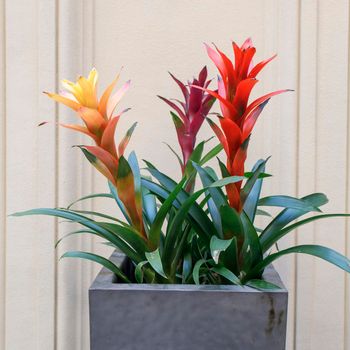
[53,0,59,348]
[81,2,96,347]
[344,0,350,347]
[34,2,39,346]
[275,1,299,349]
[0,0,6,348]
[79,1,86,348]
[313,0,348,347]
[293,0,302,348]
[90,0,96,279]
[312,0,319,345]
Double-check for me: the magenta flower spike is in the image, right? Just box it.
[158,66,215,173]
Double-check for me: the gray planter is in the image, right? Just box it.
[89,252,288,350]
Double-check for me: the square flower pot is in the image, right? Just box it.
[89,252,288,350]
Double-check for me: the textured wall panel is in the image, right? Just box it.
[0,1,350,349]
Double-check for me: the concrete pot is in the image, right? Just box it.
[89,252,288,350]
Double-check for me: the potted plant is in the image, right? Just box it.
[14,38,350,350]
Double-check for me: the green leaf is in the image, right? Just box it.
[145,249,167,279]
[256,209,272,217]
[135,261,149,283]
[244,172,272,179]
[260,213,350,252]
[210,176,246,188]
[199,144,223,165]
[182,251,192,283]
[220,205,244,240]
[67,193,113,209]
[220,237,239,275]
[55,229,95,248]
[193,259,207,285]
[184,141,205,178]
[192,162,226,208]
[246,245,350,280]
[211,266,241,285]
[142,167,216,241]
[210,236,233,264]
[217,157,230,178]
[163,188,207,276]
[141,187,157,226]
[207,198,222,237]
[12,208,142,263]
[240,158,269,206]
[68,209,127,225]
[98,222,148,256]
[108,181,131,224]
[243,159,266,222]
[61,251,131,283]
[148,177,187,250]
[259,193,329,251]
[258,195,321,212]
[245,279,281,291]
[241,211,263,272]
[163,142,183,170]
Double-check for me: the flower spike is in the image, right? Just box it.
[45,68,145,236]
[159,67,216,172]
[201,39,290,211]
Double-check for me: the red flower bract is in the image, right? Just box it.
[198,38,290,211]
[158,67,215,172]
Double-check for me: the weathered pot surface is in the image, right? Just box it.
[89,252,288,350]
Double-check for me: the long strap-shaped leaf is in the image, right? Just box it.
[163,188,207,276]
[68,209,128,225]
[240,158,268,207]
[259,193,328,248]
[245,244,350,281]
[211,266,241,285]
[260,213,350,252]
[258,195,321,212]
[142,178,214,244]
[55,229,95,248]
[108,181,131,224]
[243,159,265,222]
[192,163,243,240]
[67,193,113,209]
[61,251,131,283]
[141,186,157,226]
[148,177,187,250]
[241,211,263,272]
[12,208,142,262]
[97,222,148,256]
[199,144,223,165]
[141,170,216,240]
[193,162,226,208]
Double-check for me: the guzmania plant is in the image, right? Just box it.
[14,38,350,290]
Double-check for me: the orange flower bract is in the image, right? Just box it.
[45,68,145,237]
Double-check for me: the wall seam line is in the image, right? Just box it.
[343,0,350,348]
[293,0,302,348]
[54,0,59,348]
[2,0,7,348]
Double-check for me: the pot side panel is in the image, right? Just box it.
[89,287,287,350]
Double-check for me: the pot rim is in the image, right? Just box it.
[90,251,288,294]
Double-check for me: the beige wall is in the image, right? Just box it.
[1,0,350,349]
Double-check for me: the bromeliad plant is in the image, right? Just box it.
[14,38,350,290]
